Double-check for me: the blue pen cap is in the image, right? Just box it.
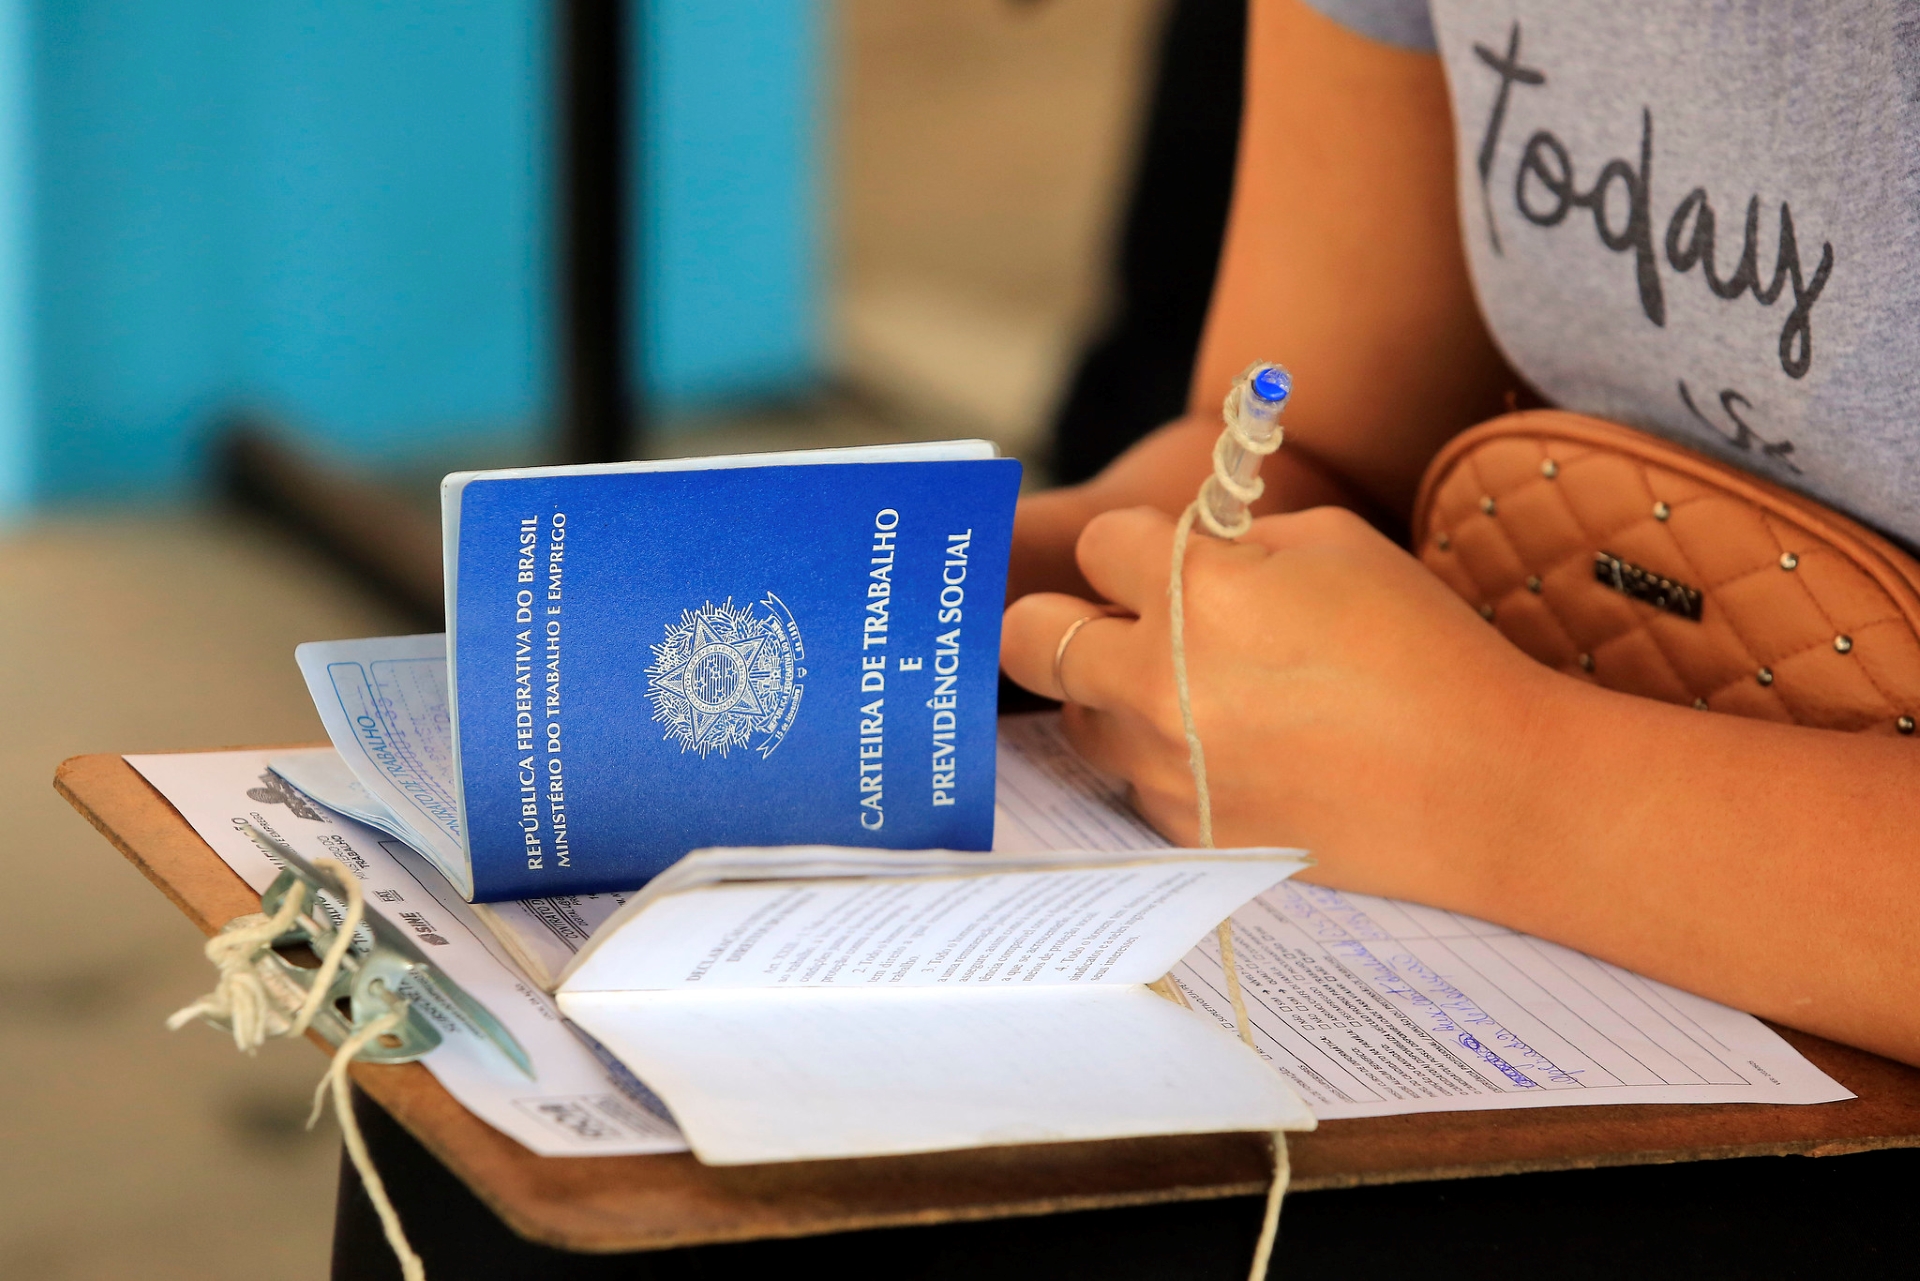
[1250,364,1292,404]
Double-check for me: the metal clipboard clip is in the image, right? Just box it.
[207,821,532,1077]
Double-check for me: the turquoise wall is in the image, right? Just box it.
[33,1,554,506]
[0,0,25,515]
[0,0,821,514]
[638,0,821,412]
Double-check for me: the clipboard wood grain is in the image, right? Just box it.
[55,750,1920,1253]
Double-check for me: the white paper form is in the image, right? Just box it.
[1172,880,1852,1116]
[127,751,689,1157]
[261,710,1849,1126]
[281,708,1173,987]
[994,714,1168,853]
[997,714,1847,1114]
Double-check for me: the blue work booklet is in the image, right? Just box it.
[286,441,1021,901]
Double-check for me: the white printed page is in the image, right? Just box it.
[561,985,1314,1165]
[292,634,469,892]
[470,893,634,991]
[994,714,1168,852]
[559,857,1304,995]
[126,751,688,1158]
[1172,880,1852,1117]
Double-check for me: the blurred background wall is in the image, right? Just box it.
[836,0,1159,455]
[0,0,1164,518]
[23,1,555,507]
[640,0,823,411]
[2,0,838,513]
[3,3,1181,1276]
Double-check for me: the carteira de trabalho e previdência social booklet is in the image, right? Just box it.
[282,440,1021,902]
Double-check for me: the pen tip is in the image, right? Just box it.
[1250,365,1291,405]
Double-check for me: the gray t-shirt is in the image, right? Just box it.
[1303,0,1920,549]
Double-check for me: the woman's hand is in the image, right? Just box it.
[1008,414,1372,604]
[1001,504,1563,910]
[1003,504,1920,1066]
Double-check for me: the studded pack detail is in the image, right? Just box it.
[1415,411,1920,736]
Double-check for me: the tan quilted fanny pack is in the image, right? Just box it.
[1414,410,1920,736]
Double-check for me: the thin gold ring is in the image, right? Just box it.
[1052,613,1102,704]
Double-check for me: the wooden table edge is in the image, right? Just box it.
[55,749,1920,1254]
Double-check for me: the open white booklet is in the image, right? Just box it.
[545,844,1316,1164]
[140,737,1313,1165]
[244,709,1322,1164]
[221,763,1315,1163]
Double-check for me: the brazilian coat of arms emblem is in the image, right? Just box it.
[645,594,805,758]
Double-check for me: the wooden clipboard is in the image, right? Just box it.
[55,749,1920,1254]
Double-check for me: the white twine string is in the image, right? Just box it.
[166,888,306,1053]
[1248,1131,1291,1281]
[1194,375,1286,540]
[168,858,426,1281]
[310,988,424,1281]
[1167,367,1290,1279]
[1169,372,1286,848]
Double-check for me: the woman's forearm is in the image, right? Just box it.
[1457,676,1920,1065]
[1004,502,1920,1066]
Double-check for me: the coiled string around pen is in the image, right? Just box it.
[1170,365,1290,1281]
